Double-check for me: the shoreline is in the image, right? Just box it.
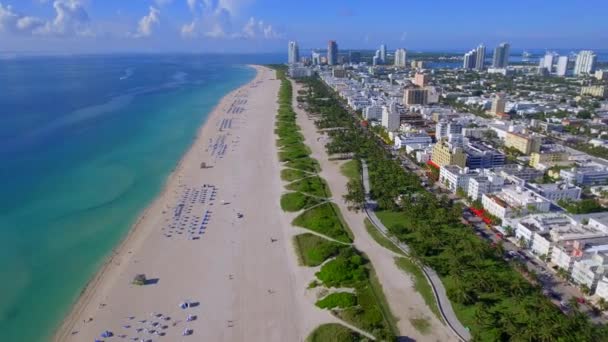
[52,65,259,342]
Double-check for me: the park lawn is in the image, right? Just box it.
[280,192,325,212]
[286,176,332,198]
[293,233,346,266]
[306,323,363,342]
[364,218,405,256]
[316,292,357,309]
[292,203,352,243]
[280,168,311,182]
[340,159,361,182]
[394,257,441,320]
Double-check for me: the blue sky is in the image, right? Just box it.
[0,0,606,53]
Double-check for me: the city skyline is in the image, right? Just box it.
[0,0,607,54]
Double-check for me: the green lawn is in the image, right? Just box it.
[364,218,405,256]
[375,210,413,232]
[286,176,332,198]
[292,203,352,243]
[280,192,325,212]
[280,168,311,182]
[340,159,361,181]
[395,257,441,320]
[306,323,364,342]
[285,157,321,173]
[316,292,357,309]
[293,233,346,266]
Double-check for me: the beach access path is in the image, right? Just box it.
[291,80,459,342]
[55,66,332,342]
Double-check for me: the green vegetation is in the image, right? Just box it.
[280,168,310,182]
[364,219,404,256]
[280,192,324,212]
[293,233,346,266]
[299,74,608,341]
[286,176,332,197]
[316,292,358,309]
[340,159,361,181]
[273,66,396,341]
[559,198,608,214]
[409,317,431,334]
[395,257,441,320]
[293,203,353,243]
[306,323,364,342]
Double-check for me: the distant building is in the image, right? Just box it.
[529,148,569,169]
[556,56,569,76]
[468,174,504,201]
[413,73,430,87]
[332,68,347,78]
[505,132,542,155]
[489,93,507,116]
[436,121,462,141]
[526,183,582,203]
[574,50,597,76]
[364,105,383,120]
[596,69,608,81]
[431,141,467,168]
[394,132,432,149]
[379,44,387,64]
[394,48,407,67]
[327,40,338,66]
[492,42,510,68]
[543,51,557,72]
[287,41,300,64]
[288,64,313,78]
[560,166,608,186]
[410,60,425,69]
[403,88,428,105]
[475,44,486,71]
[381,102,401,132]
[581,85,608,99]
[482,186,551,220]
[311,51,321,65]
[465,142,506,169]
[463,49,476,69]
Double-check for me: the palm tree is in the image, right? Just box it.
[597,297,608,311]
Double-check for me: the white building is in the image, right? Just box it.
[556,56,569,77]
[526,183,582,203]
[288,41,300,64]
[468,174,504,201]
[595,276,608,301]
[571,252,608,292]
[394,48,407,67]
[482,185,551,220]
[364,105,383,120]
[560,165,608,186]
[574,50,597,76]
[440,165,477,193]
[381,102,401,131]
[394,133,432,149]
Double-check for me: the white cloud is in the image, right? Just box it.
[0,1,91,36]
[132,6,160,38]
[180,0,280,40]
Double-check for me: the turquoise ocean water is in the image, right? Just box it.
[0,54,279,341]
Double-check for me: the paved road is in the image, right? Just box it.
[361,161,472,342]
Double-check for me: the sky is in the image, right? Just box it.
[0,0,607,54]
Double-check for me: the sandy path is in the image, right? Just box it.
[291,81,459,342]
[54,66,333,342]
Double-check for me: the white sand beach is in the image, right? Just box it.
[54,66,334,342]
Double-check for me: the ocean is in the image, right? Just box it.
[0,54,280,342]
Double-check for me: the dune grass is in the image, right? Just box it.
[340,159,361,181]
[293,233,346,266]
[280,168,311,182]
[292,203,352,243]
[316,292,357,309]
[285,157,321,173]
[410,316,432,335]
[306,323,364,342]
[280,192,325,212]
[286,176,332,198]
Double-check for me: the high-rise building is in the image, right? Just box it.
[379,44,387,64]
[475,45,486,71]
[403,88,428,105]
[327,40,338,66]
[463,49,477,69]
[394,48,407,67]
[413,73,430,87]
[381,102,401,131]
[311,51,321,65]
[287,41,299,64]
[574,50,597,76]
[490,93,507,116]
[556,56,569,76]
[349,51,361,64]
[543,52,557,72]
[492,42,510,68]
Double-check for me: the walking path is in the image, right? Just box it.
[361,160,472,342]
[292,81,457,342]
